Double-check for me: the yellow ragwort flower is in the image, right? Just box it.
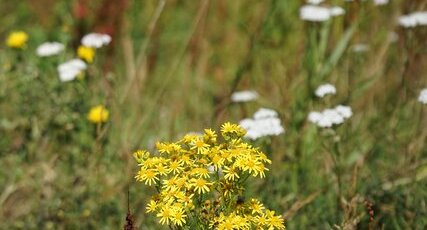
[6,31,28,48]
[77,45,95,63]
[87,105,109,124]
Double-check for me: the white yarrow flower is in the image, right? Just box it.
[398,11,427,28]
[307,0,324,5]
[81,33,112,48]
[36,42,65,57]
[300,5,345,22]
[374,0,389,5]
[239,108,285,140]
[308,105,353,128]
[315,83,336,98]
[335,105,353,118]
[57,59,87,82]
[231,90,258,102]
[418,89,427,104]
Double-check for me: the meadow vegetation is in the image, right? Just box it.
[0,0,426,229]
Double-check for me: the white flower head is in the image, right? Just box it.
[57,59,87,82]
[329,6,345,16]
[308,105,353,128]
[315,83,336,98]
[36,42,65,57]
[239,108,285,140]
[300,5,331,22]
[418,89,427,104]
[231,90,259,103]
[398,11,427,28]
[374,0,389,5]
[300,5,345,22]
[253,108,279,119]
[81,33,112,48]
[335,105,353,118]
[307,0,324,5]
[352,43,370,53]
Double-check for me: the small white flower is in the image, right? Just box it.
[36,42,65,57]
[307,0,324,5]
[231,90,258,102]
[398,11,427,28]
[329,6,345,16]
[335,105,353,118]
[300,5,345,22]
[308,111,323,123]
[81,33,111,48]
[374,0,389,5]
[253,108,279,119]
[352,43,370,53]
[418,89,427,104]
[308,105,353,128]
[57,59,87,82]
[300,5,331,22]
[315,83,336,98]
[239,108,285,140]
[323,109,344,125]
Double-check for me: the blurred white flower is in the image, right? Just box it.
[300,5,345,22]
[231,90,258,103]
[239,108,285,140]
[307,0,324,4]
[352,43,370,53]
[335,105,353,118]
[253,108,279,119]
[57,59,87,82]
[329,7,345,16]
[308,105,352,128]
[300,5,331,22]
[374,0,389,5]
[315,83,336,98]
[398,12,427,28]
[81,33,112,48]
[36,42,65,57]
[418,89,427,104]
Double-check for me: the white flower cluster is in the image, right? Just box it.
[231,90,259,103]
[374,0,389,5]
[57,59,87,82]
[315,83,336,98]
[308,105,353,128]
[56,32,111,82]
[398,12,427,28]
[36,42,64,57]
[307,0,324,4]
[300,5,345,22]
[419,89,427,104]
[81,33,112,48]
[239,108,285,140]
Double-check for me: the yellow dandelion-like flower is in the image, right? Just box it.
[136,168,159,186]
[191,138,210,155]
[221,122,246,138]
[167,160,184,174]
[223,166,240,181]
[265,210,286,230]
[250,199,265,214]
[77,45,95,63]
[171,206,187,226]
[191,167,210,179]
[6,31,28,48]
[146,199,158,213]
[87,105,109,124]
[157,206,173,225]
[190,178,212,194]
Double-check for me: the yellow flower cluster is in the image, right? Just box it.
[134,122,285,229]
[77,45,95,63]
[6,31,28,48]
[87,105,109,124]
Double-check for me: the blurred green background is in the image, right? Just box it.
[0,0,426,229]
